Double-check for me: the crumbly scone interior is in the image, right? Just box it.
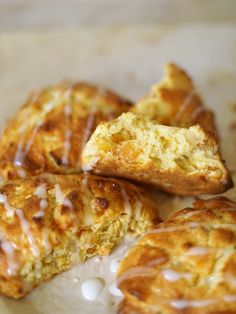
[84,112,224,178]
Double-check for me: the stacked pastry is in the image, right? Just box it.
[0,64,234,314]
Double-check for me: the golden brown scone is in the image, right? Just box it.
[117,197,236,314]
[81,112,232,196]
[133,63,217,137]
[0,173,159,299]
[0,82,132,181]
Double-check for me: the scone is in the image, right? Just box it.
[0,82,132,181]
[117,197,236,314]
[81,112,232,195]
[133,63,217,137]
[0,173,159,298]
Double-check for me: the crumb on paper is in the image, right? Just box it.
[125,71,137,82]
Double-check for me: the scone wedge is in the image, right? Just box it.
[81,112,232,196]
[0,173,159,298]
[133,63,217,137]
[0,82,132,181]
[117,197,236,314]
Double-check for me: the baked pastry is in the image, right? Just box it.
[0,82,132,181]
[0,173,159,298]
[133,63,217,137]
[117,197,236,314]
[81,112,232,195]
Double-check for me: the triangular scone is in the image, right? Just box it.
[117,197,236,314]
[81,112,232,196]
[133,63,217,137]
[0,173,159,298]
[0,82,132,181]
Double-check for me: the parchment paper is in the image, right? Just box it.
[0,24,236,314]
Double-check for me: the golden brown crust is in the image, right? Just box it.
[117,197,236,314]
[0,82,132,181]
[133,63,217,137]
[118,300,150,314]
[0,173,159,298]
[82,112,232,196]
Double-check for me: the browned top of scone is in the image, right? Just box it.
[0,82,132,180]
[0,172,159,278]
[133,63,217,137]
[117,197,236,314]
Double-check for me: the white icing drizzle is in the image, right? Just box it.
[81,108,97,149]
[146,222,199,236]
[147,257,166,267]
[175,90,195,122]
[79,89,105,167]
[170,295,236,309]
[62,102,72,165]
[0,233,18,276]
[0,193,15,217]
[54,184,73,208]
[0,194,7,203]
[16,209,39,256]
[82,163,93,172]
[34,184,47,199]
[108,282,123,297]
[170,298,217,309]
[120,184,132,216]
[33,184,48,219]
[81,156,100,172]
[175,210,203,219]
[110,259,120,274]
[40,199,48,209]
[41,228,51,254]
[81,278,104,301]
[17,169,26,178]
[176,204,236,220]
[14,139,27,168]
[146,222,236,236]
[185,246,211,256]
[14,100,54,172]
[14,121,42,167]
[161,269,192,282]
[118,256,166,287]
[117,266,155,286]
[223,295,236,302]
[34,204,46,218]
